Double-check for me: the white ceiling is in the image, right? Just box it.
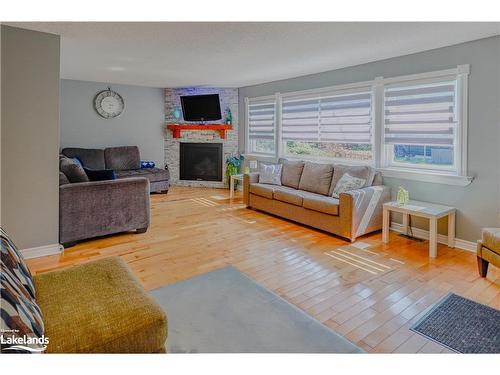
[7,22,500,88]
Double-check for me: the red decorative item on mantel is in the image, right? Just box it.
[166,124,233,139]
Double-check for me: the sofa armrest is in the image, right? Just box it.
[243,173,260,206]
[339,185,391,241]
[59,178,150,244]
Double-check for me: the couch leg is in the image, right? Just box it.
[136,227,148,234]
[163,189,169,194]
[477,256,489,277]
[62,241,77,248]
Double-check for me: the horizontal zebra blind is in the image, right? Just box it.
[282,91,372,144]
[282,98,319,141]
[247,101,275,141]
[319,92,372,144]
[384,80,457,146]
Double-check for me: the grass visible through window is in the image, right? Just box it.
[284,141,372,161]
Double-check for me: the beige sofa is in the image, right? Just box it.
[243,159,391,242]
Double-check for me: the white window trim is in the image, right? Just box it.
[380,73,465,174]
[275,92,283,158]
[379,167,474,186]
[244,65,474,186]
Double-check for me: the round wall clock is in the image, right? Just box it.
[94,88,125,119]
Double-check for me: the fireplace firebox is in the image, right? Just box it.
[179,143,223,182]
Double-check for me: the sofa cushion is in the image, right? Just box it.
[0,228,36,300]
[273,187,304,206]
[60,156,89,183]
[329,165,375,196]
[372,171,383,186]
[249,183,274,199]
[0,272,46,353]
[105,146,141,171]
[62,148,106,170]
[140,161,156,169]
[482,228,500,253]
[279,159,305,189]
[59,171,71,186]
[298,162,334,196]
[34,257,167,353]
[115,168,169,183]
[258,163,282,186]
[84,168,116,182]
[331,173,366,199]
[0,228,45,353]
[301,191,340,216]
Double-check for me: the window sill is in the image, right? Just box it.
[243,153,373,166]
[242,153,278,162]
[379,168,474,186]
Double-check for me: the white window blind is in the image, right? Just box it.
[384,80,457,146]
[247,101,275,142]
[282,91,372,144]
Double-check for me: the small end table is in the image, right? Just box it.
[229,174,244,199]
[383,200,456,258]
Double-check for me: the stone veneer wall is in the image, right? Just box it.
[164,87,238,188]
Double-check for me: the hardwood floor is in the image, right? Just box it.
[26,186,500,353]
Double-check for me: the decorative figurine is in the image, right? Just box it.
[224,108,232,125]
[173,107,182,122]
[397,187,410,205]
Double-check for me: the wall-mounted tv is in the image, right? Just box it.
[180,94,222,122]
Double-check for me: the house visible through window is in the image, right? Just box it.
[383,80,458,172]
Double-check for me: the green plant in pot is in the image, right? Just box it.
[225,154,244,187]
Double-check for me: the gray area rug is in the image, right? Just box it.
[151,266,362,353]
[411,293,500,353]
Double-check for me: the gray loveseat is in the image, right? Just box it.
[58,146,162,247]
[59,177,150,247]
[62,146,170,193]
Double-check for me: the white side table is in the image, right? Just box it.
[383,200,456,258]
[229,174,244,199]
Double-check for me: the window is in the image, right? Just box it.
[245,65,470,185]
[383,80,458,172]
[246,99,276,155]
[281,90,373,161]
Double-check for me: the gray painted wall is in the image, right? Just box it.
[238,36,500,242]
[1,26,60,249]
[60,79,165,167]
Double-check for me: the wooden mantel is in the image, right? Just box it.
[166,123,233,139]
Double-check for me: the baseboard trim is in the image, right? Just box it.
[20,243,63,259]
[390,222,476,253]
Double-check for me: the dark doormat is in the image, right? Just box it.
[411,293,500,353]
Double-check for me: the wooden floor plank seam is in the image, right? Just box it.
[26,186,500,353]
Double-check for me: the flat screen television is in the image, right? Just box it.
[180,94,222,122]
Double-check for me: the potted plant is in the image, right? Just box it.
[225,154,244,187]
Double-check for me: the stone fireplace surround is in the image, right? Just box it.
[164,87,238,188]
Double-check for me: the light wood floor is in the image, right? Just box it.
[27,186,500,353]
